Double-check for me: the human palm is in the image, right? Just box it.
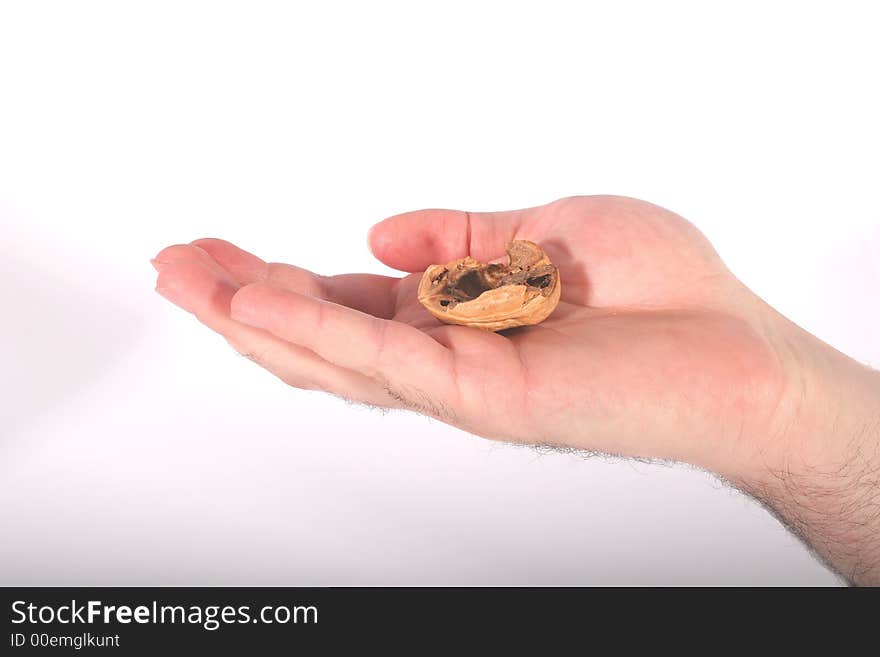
[154,196,789,477]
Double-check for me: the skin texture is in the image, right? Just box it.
[153,195,880,585]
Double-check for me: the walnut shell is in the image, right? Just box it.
[417,240,561,331]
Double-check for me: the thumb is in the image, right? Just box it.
[367,206,535,273]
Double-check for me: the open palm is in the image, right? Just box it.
[154,196,789,475]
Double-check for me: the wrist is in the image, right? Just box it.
[730,310,880,584]
[758,313,880,482]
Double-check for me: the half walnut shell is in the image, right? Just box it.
[417,240,561,331]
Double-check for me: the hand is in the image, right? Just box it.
[152,195,880,584]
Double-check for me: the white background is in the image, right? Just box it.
[1,1,878,585]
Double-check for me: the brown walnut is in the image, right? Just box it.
[417,240,561,331]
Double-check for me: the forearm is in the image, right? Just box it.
[735,315,880,585]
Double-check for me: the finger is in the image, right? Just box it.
[185,238,267,285]
[190,237,399,318]
[226,332,393,407]
[153,257,392,405]
[153,242,226,276]
[367,204,549,272]
[230,282,460,420]
[153,247,240,321]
